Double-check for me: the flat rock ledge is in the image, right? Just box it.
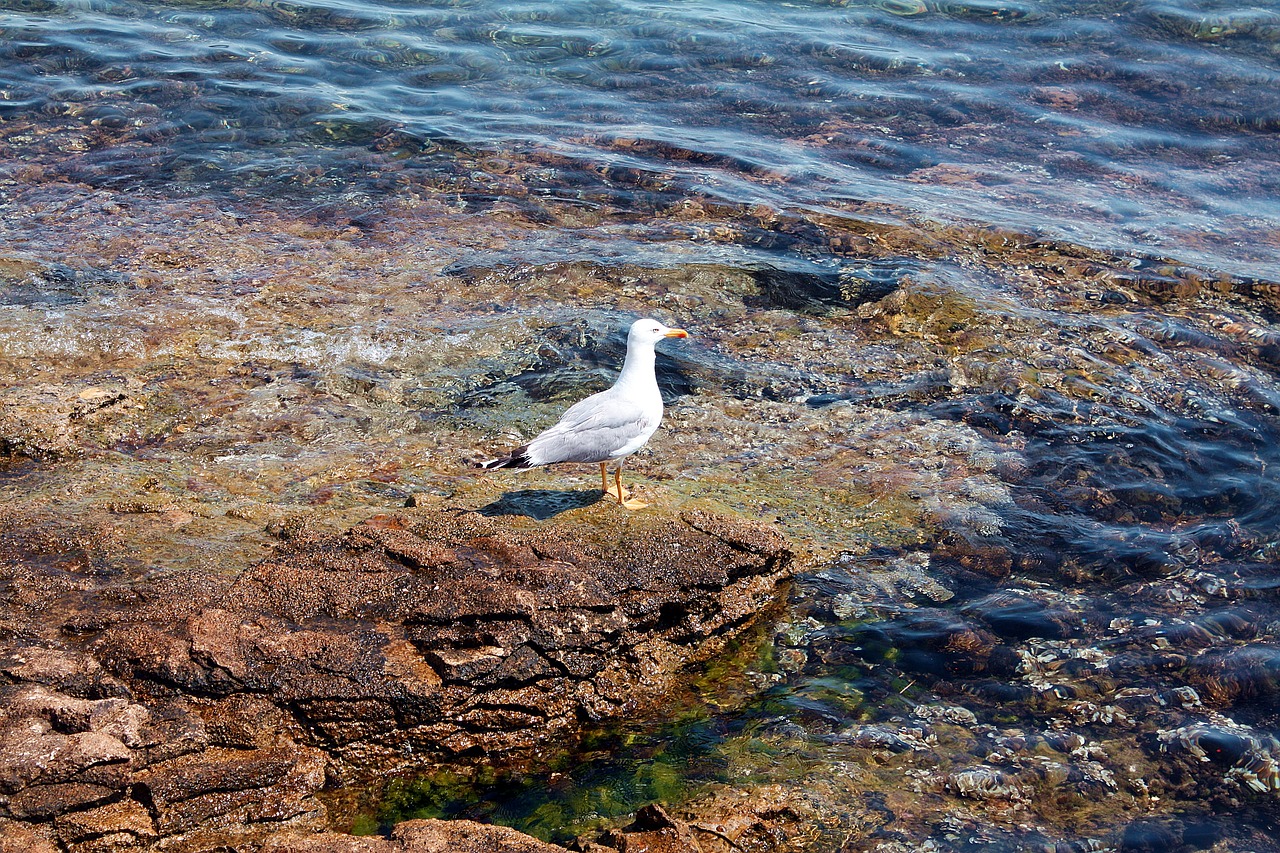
[0,504,792,851]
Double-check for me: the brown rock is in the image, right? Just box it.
[392,818,567,852]
[194,694,298,750]
[0,504,792,851]
[668,779,870,853]
[91,506,791,775]
[7,782,118,819]
[0,712,132,795]
[261,819,567,853]
[135,745,328,836]
[605,804,706,853]
[0,818,59,852]
[0,383,134,461]
[261,833,398,853]
[0,646,118,697]
[54,797,157,850]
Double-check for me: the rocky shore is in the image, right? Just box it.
[0,495,793,850]
[5,166,1280,851]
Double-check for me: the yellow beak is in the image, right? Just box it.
[664,328,689,338]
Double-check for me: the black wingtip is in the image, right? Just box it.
[477,446,533,470]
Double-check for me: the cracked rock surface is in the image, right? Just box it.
[0,503,792,850]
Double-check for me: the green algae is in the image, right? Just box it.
[359,718,714,842]
[350,602,788,842]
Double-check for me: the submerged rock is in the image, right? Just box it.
[0,503,793,850]
[0,383,139,461]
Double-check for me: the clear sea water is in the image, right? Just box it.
[3,0,1279,276]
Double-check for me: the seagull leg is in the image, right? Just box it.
[602,463,626,501]
[616,463,648,511]
[602,463,624,500]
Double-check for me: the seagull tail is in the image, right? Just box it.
[476,445,534,470]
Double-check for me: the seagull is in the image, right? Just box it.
[478,318,689,509]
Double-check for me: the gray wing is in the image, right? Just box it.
[525,389,655,465]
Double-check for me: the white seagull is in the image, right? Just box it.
[478,318,689,509]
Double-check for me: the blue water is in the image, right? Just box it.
[3,0,1280,277]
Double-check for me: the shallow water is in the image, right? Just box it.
[4,0,1280,850]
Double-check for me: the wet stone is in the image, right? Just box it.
[961,592,1082,641]
[746,262,904,312]
[0,384,137,461]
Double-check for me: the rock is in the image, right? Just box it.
[0,690,134,798]
[0,646,118,697]
[261,833,399,853]
[0,383,135,461]
[262,819,567,853]
[0,504,793,850]
[136,746,329,844]
[393,818,568,852]
[577,790,858,853]
[54,798,157,851]
[0,819,59,853]
[92,506,792,776]
[7,781,119,820]
[601,804,707,853]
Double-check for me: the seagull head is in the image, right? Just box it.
[629,318,689,347]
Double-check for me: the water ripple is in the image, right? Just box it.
[1,0,1278,273]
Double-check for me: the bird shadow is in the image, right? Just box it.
[477,489,603,521]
